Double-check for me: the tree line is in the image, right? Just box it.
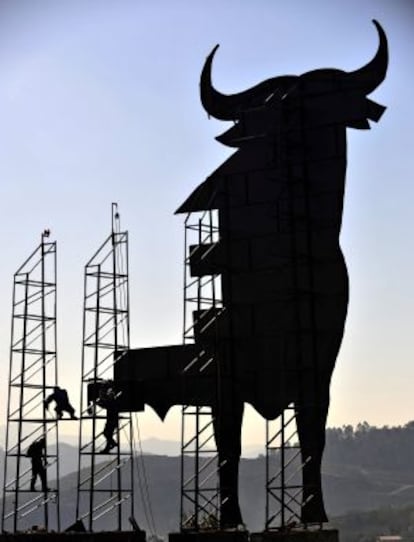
[324,421,414,472]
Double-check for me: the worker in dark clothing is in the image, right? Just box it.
[44,386,78,420]
[97,386,121,454]
[27,437,48,492]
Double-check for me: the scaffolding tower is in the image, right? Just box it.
[76,204,134,531]
[180,209,222,531]
[2,231,60,533]
[266,410,304,529]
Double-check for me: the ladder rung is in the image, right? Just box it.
[79,451,132,456]
[7,418,59,423]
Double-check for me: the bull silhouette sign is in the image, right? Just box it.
[110,20,387,529]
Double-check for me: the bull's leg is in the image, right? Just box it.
[212,398,244,529]
[295,385,329,524]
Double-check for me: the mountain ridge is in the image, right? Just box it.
[2,422,414,540]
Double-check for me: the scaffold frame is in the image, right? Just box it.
[1,231,60,533]
[180,209,222,531]
[266,409,304,529]
[75,204,134,532]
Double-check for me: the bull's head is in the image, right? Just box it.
[201,20,388,147]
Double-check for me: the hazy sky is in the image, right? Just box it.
[0,0,412,448]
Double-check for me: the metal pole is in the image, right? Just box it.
[89,266,101,531]
[180,216,189,530]
[111,206,122,531]
[53,241,61,532]
[125,231,134,522]
[40,234,49,530]
[14,273,30,532]
[1,277,17,532]
[76,263,89,522]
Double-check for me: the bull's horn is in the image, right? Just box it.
[200,45,296,121]
[200,44,241,120]
[345,19,388,93]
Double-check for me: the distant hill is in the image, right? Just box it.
[138,437,263,458]
[2,422,414,539]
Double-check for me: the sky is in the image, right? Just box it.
[0,0,412,450]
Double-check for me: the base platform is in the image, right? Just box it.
[0,532,146,542]
[169,531,249,542]
[250,530,338,542]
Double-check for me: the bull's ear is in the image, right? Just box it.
[366,98,386,122]
[348,97,386,129]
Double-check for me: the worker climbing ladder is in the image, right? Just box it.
[1,231,60,533]
[76,204,134,531]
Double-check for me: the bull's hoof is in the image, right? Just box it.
[220,519,242,530]
[301,497,328,525]
[220,508,243,531]
[221,524,247,533]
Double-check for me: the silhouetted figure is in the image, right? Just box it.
[114,20,389,528]
[27,437,47,492]
[45,386,77,420]
[97,387,120,453]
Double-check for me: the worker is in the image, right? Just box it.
[27,437,48,492]
[97,386,121,454]
[44,386,78,420]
